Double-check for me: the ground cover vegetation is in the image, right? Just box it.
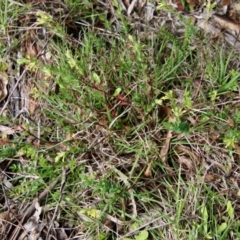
[0,0,240,239]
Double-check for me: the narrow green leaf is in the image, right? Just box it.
[227,201,234,219]
[112,87,122,98]
[135,230,149,240]
[217,222,227,235]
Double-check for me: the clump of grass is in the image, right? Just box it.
[1,0,240,239]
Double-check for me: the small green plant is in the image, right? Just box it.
[223,128,240,149]
[196,200,237,239]
[1,0,240,239]
[204,0,217,20]
[156,90,191,134]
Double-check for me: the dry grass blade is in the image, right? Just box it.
[204,173,222,183]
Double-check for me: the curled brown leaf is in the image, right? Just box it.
[160,130,172,162]
[204,173,222,183]
[213,14,240,35]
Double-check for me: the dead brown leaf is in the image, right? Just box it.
[0,138,10,145]
[0,125,23,135]
[213,14,240,35]
[0,125,25,146]
[174,0,184,11]
[177,156,195,172]
[209,132,220,142]
[176,145,200,165]
[144,161,153,178]
[123,0,131,8]
[186,0,199,7]
[227,117,234,127]
[222,0,230,6]
[160,130,172,162]
[204,173,222,183]
[227,10,239,22]
[0,210,16,238]
[157,105,173,121]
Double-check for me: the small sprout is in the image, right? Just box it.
[112,87,122,98]
[217,222,227,235]
[209,90,218,101]
[161,90,173,100]
[183,90,192,108]
[135,231,149,240]
[92,72,101,84]
[155,99,163,105]
[65,50,82,74]
[55,151,66,163]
